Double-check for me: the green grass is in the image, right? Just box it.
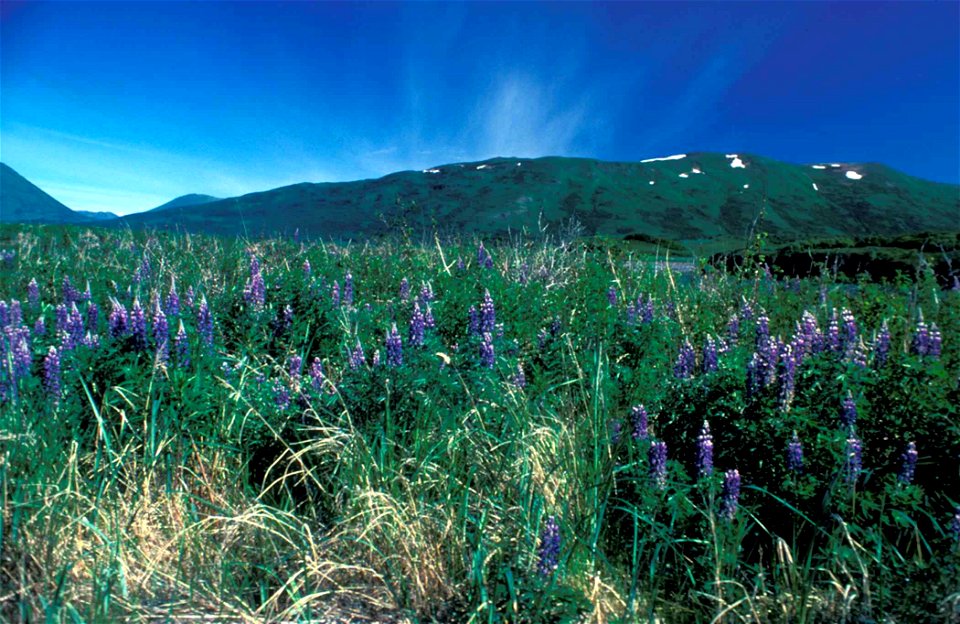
[1,223,958,623]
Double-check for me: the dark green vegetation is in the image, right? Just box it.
[1,224,958,623]
[3,155,958,255]
[147,193,222,213]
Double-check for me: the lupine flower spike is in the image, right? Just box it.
[697,421,714,479]
[536,516,560,577]
[899,441,918,485]
[720,470,741,520]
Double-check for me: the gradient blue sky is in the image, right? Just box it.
[2,1,958,216]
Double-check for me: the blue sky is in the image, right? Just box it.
[2,1,958,216]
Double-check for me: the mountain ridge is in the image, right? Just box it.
[3,155,957,251]
[117,153,960,250]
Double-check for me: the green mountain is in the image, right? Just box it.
[121,153,959,249]
[0,163,95,224]
[149,193,221,212]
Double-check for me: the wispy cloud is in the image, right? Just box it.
[468,72,590,158]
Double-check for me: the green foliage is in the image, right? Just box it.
[0,223,958,622]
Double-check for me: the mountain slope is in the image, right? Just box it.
[0,163,94,224]
[119,153,959,248]
[149,194,221,212]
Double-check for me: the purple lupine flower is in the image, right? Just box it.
[288,354,303,379]
[468,306,480,336]
[9,327,31,381]
[873,320,891,368]
[277,305,294,334]
[841,308,857,351]
[849,338,868,369]
[456,257,465,271]
[537,328,549,351]
[787,431,804,473]
[55,304,68,335]
[243,255,266,310]
[480,290,496,333]
[702,335,718,374]
[418,282,434,305]
[308,357,324,391]
[898,441,918,485]
[929,324,942,359]
[185,286,196,309]
[778,344,799,410]
[386,324,403,367]
[607,286,618,306]
[409,303,425,347]
[27,278,40,308]
[109,299,129,339]
[139,255,152,281]
[197,296,214,348]
[62,276,78,305]
[424,304,436,330]
[34,316,46,336]
[673,340,696,379]
[536,515,561,577]
[43,346,61,402]
[479,332,495,369]
[477,242,493,269]
[302,259,312,278]
[800,311,821,354]
[726,314,740,346]
[512,362,526,388]
[152,303,169,359]
[348,339,365,370]
[86,302,99,332]
[80,282,91,302]
[845,437,863,484]
[630,405,649,440]
[0,301,8,327]
[343,272,354,306]
[755,312,770,349]
[165,283,180,317]
[274,380,291,411]
[697,421,714,479]
[8,301,22,327]
[331,281,341,307]
[649,440,668,489]
[399,278,410,302]
[739,300,753,322]
[81,332,100,350]
[826,309,841,352]
[639,296,655,324]
[63,303,84,351]
[626,303,637,325]
[719,469,741,520]
[840,393,857,430]
[130,299,148,351]
[372,349,381,367]
[173,321,190,368]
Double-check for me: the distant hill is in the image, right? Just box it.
[118,153,960,250]
[75,210,119,221]
[149,194,221,212]
[0,163,95,224]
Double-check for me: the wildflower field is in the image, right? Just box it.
[1,224,958,623]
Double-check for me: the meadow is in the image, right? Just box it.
[1,224,958,623]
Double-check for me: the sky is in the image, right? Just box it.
[1,1,958,216]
